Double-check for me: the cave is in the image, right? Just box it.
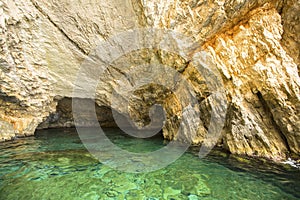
[37,97,166,139]
[0,0,300,199]
[37,97,133,128]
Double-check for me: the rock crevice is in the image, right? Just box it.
[29,0,89,55]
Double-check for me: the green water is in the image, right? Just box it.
[0,128,299,200]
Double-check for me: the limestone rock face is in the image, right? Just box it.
[281,0,300,71]
[0,0,57,140]
[205,5,300,159]
[0,0,299,161]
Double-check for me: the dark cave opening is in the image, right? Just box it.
[37,97,165,139]
[38,97,119,129]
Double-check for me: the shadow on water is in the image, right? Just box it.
[189,146,300,199]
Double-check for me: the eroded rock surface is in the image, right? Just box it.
[0,0,299,161]
[281,0,300,72]
[0,0,57,140]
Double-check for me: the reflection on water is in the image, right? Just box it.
[0,128,299,200]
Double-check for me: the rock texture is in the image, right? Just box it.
[0,0,299,161]
[0,0,57,140]
[281,0,300,72]
[206,4,299,159]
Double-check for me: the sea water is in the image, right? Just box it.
[0,128,299,200]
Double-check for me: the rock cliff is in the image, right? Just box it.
[0,0,299,161]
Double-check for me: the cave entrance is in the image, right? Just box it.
[38,97,119,129]
[37,97,165,139]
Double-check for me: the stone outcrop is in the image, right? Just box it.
[0,0,299,161]
[281,0,300,72]
[0,0,57,140]
[205,4,299,159]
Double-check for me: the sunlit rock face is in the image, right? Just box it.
[0,0,299,161]
[281,0,300,72]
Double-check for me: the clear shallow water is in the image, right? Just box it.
[0,128,299,200]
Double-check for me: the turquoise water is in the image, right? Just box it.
[0,128,299,200]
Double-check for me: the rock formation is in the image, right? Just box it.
[0,0,299,161]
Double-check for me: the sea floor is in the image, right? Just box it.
[0,128,299,200]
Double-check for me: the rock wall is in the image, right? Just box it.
[0,0,57,140]
[281,0,300,72]
[205,4,299,159]
[0,0,299,161]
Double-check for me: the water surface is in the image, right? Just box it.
[0,128,299,200]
